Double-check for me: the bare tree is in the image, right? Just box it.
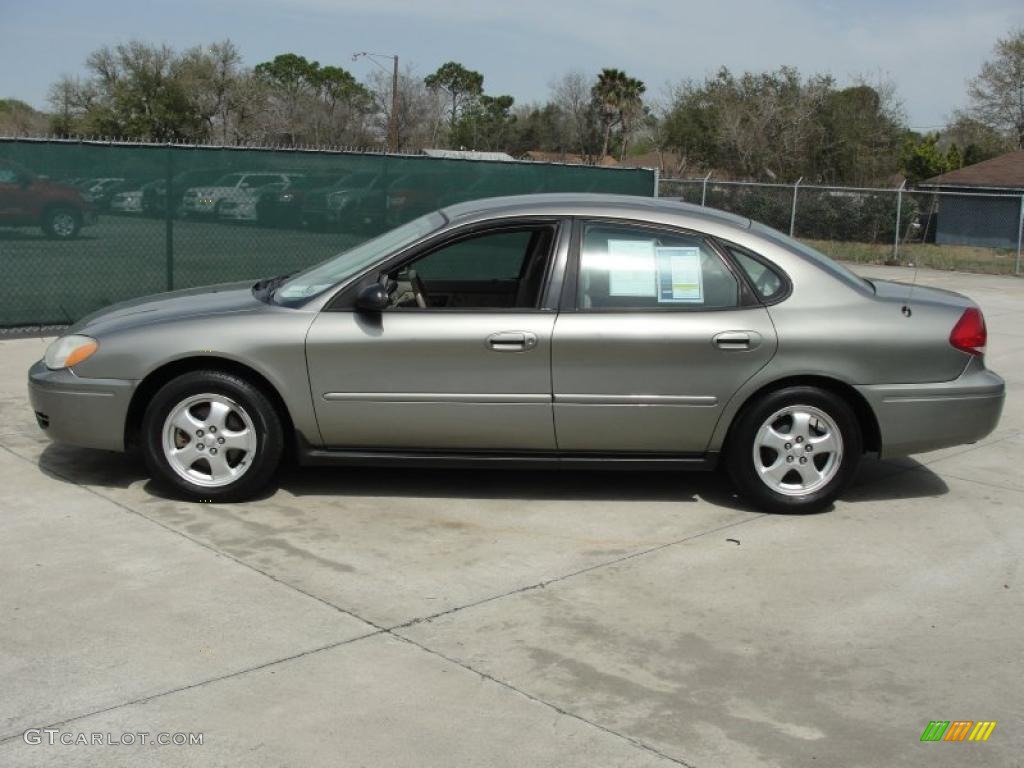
[548,71,597,159]
[366,65,445,151]
[967,28,1024,148]
[178,41,245,144]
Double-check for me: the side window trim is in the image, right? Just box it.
[563,217,754,313]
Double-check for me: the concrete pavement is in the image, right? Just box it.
[0,264,1021,767]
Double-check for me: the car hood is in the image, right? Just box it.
[33,180,85,200]
[868,278,974,309]
[71,281,263,336]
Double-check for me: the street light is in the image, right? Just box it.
[353,52,399,153]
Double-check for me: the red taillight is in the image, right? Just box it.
[949,307,987,356]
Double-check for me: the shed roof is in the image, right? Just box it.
[922,150,1024,190]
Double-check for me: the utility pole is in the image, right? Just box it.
[390,55,399,153]
[354,51,400,153]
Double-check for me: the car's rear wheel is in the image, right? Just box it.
[142,371,283,501]
[726,386,862,514]
[42,207,81,239]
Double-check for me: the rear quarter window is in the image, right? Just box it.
[726,245,788,302]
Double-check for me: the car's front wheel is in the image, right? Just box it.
[726,386,862,514]
[42,206,82,239]
[142,371,283,501]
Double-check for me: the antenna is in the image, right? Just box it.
[896,180,915,318]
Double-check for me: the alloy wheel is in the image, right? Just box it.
[51,211,76,237]
[161,393,258,488]
[752,405,843,497]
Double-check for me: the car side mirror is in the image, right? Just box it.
[355,282,389,312]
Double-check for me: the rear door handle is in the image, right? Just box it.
[487,331,538,352]
[713,331,759,350]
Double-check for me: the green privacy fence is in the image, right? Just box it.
[0,139,655,327]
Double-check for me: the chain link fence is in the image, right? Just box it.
[659,177,1024,276]
[0,138,655,328]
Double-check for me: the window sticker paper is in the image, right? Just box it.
[606,239,657,297]
[655,246,703,303]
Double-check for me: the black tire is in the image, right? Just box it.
[42,206,82,239]
[725,386,862,514]
[141,370,283,502]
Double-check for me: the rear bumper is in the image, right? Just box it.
[27,360,136,452]
[856,363,1005,457]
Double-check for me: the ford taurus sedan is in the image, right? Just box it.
[28,194,1005,513]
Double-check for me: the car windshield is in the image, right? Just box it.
[274,211,447,305]
[213,173,244,186]
[333,172,376,189]
[749,222,872,292]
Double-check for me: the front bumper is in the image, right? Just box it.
[182,197,217,214]
[28,360,137,452]
[218,203,258,221]
[856,362,1005,457]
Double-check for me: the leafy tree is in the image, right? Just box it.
[899,133,951,183]
[424,62,484,141]
[967,28,1024,148]
[254,53,318,143]
[254,53,372,145]
[945,143,963,171]
[819,83,904,185]
[660,67,905,184]
[453,94,515,150]
[65,41,205,140]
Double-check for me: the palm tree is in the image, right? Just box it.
[592,68,646,162]
[616,76,646,160]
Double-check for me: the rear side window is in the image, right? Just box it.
[727,246,787,301]
[577,222,739,310]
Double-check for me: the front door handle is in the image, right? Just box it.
[713,331,760,350]
[487,331,538,352]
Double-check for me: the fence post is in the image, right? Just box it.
[894,180,906,263]
[1016,193,1024,276]
[701,171,712,207]
[164,145,174,291]
[652,166,660,198]
[789,177,802,237]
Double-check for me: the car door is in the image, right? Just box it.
[305,219,569,451]
[551,219,778,454]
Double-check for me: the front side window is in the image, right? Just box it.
[577,222,739,310]
[386,226,555,310]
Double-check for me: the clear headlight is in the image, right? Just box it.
[44,335,98,370]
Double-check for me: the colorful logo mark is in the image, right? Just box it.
[920,721,996,742]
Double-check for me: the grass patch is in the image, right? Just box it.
[803,239,1021,276]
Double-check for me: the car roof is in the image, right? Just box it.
[441,193,751,232]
